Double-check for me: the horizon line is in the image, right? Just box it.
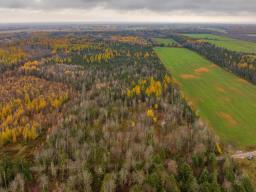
[0,21,256,25]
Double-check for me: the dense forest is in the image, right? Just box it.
[0,32,253,192]
[171,35,256,84]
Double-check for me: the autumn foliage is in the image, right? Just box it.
[0,31,252,192]
[110,35,147,45]
[0,74,72,146]
[127,75,171,98]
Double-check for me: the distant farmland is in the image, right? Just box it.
[183,33,256,53]
[154,38,179,46]
[155,47,256,148]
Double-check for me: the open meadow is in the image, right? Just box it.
[183,33,256,53]
[154,38,179,46]
[155,46,256,148]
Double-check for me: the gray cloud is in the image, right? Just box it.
[0,0,255,13]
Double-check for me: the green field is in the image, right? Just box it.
[184,33,256,53]
[155,47,256,148]
[154,38,178,46]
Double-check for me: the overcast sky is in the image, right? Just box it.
[0,0,255,23]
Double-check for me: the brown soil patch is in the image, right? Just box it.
[180,74,198,79]
[218,112,238,126]
[195,67,209,73]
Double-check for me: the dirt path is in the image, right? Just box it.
[217,151,256,161]
[231,151,256,159]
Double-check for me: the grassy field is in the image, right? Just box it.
[154,38,179,46]
[155,47,256,148]
[183,33,256,53]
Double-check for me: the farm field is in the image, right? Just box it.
[154,38,179,46]
[155,47,256,148]
[183,33,256,53]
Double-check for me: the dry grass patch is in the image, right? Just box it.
[210,64,218,68]
[195,67,209,73]
[216,86,226,93]
[218,112,238,126]
[222,97,231,103]
[180,74,198,79]
[238,78,249,84]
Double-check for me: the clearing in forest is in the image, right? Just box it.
[183,33,256,53]
[154,38,179,46]
[155,47,256,148]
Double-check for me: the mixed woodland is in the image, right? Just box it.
[0,32,253,192]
